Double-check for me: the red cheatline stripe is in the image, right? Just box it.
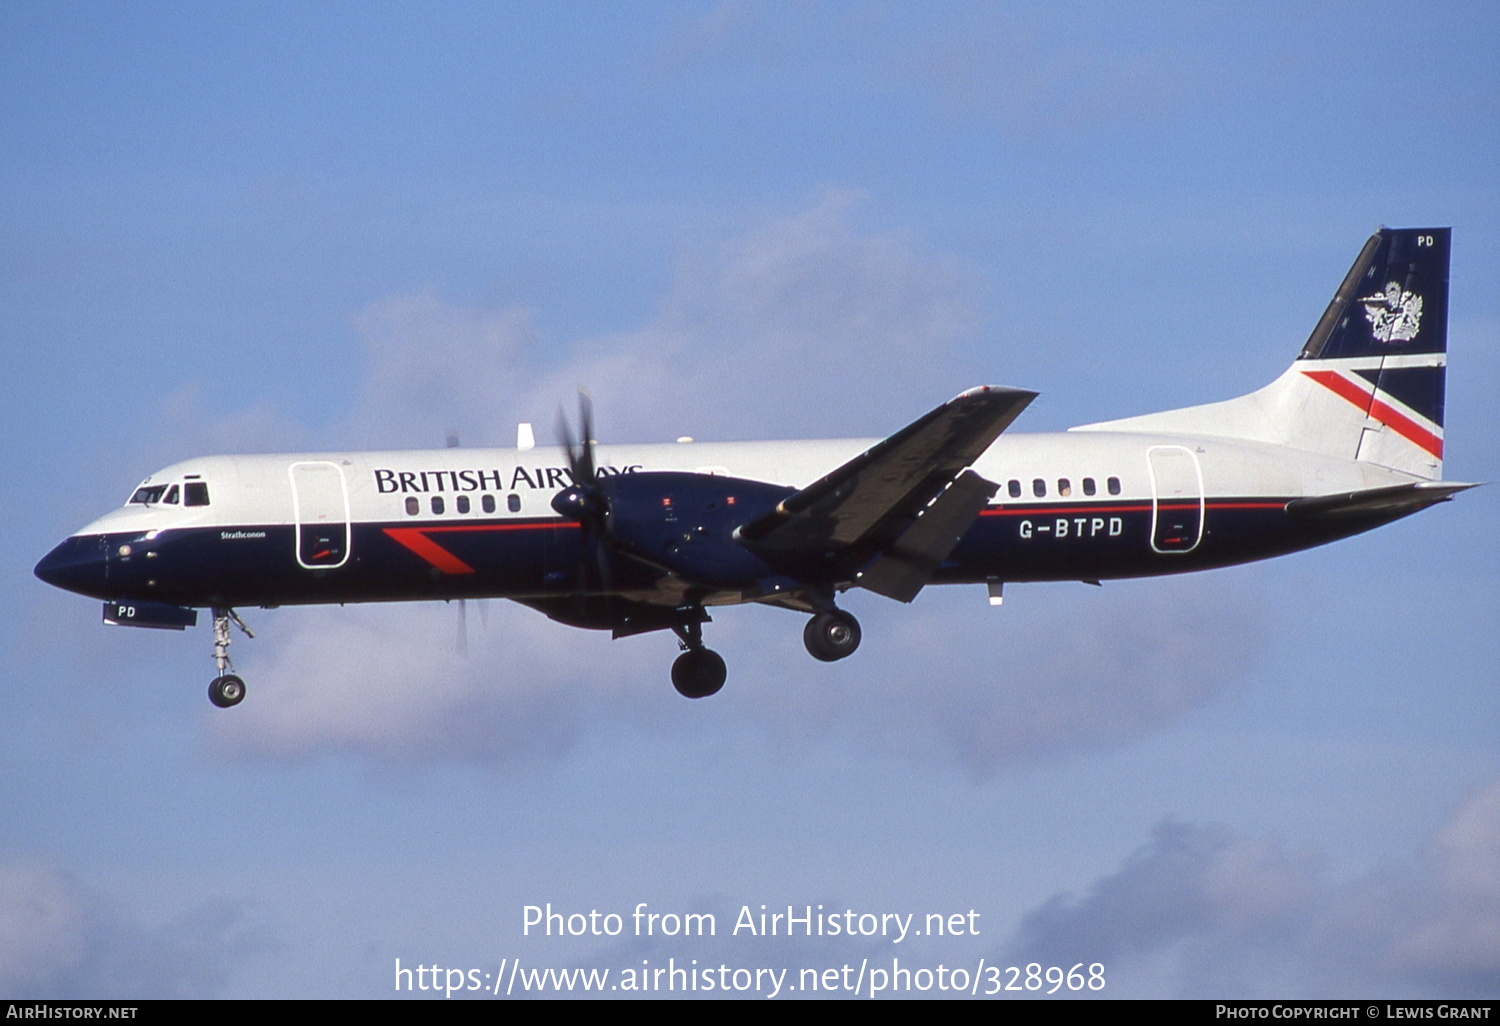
[1302,370,1443,459]
[979,501,1285,518]
[382,528,477,574]
[382,520,581,574]
[1302,368,1373,413]
[982,504,1152,516]
[419,522,579,534]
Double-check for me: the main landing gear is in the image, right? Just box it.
[803,609,862,662]
[667,605,863,699]
[670,617,726,699]
[207,607,253,708]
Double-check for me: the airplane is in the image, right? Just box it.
[35,226,1472,704]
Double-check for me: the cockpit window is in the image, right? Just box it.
[128,482,204,506]
[129,485,169,505]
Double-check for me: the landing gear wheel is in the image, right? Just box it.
[804,610,862,662]
[671,648,727,699]
[208,674,246,708]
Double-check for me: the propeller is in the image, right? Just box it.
[455,594,489,659]
[552,391,614,590]
[553,390,600,517]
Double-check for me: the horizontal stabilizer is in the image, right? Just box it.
[1285,481,1477,521]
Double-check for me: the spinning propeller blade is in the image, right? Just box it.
[557,389,596,489]
[552,390,613,590]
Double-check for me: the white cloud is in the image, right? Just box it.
[345,295,539,450]
[894,16,1187,134]
[997,776,1500,998]
[516,189,977,444]
[652,0,763,80]
[210,600,654,765]
[333,190,975,450]
[155,382,315,459]
[866,582,1262,775]
[0,858,88,994]
[1390,776,1500,988]
[0,855,266,999]
[213,577,1258,775]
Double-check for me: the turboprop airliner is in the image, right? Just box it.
[36,227,1470,702]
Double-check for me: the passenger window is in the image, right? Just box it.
[184,482,210,506]
[1032,478,1046,498]
[1057,478,1072,497]
[431,496,445,515]
[1082,478,1096,496]
[482,494,496,514]
[507,494,522,513]
[1008,479,1022,499]
[1108,476,1121,496]
[457,495,470,514]
[405,497,419,515]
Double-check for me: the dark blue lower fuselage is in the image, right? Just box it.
[35,497,1406,616]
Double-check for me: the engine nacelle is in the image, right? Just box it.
[599,472,791,589]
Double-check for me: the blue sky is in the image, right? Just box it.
[3,1,1497,999]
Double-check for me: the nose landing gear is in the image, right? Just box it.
[207,607,253,708]
[209,673,246,708]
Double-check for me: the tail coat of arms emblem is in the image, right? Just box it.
[1360,282,1423,343]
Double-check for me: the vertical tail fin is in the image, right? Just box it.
[1073,227,1451,481]
[1301,228,1450,361]
[1296,227,1449,479]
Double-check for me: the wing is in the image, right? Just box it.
[737,385,1036,600]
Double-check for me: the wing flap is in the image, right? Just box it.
[855,469,999,602]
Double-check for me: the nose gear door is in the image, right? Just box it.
[290,461,351,569]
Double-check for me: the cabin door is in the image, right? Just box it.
[290,461,351,569]
[1148,445,1204,553]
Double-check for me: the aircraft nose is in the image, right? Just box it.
[34,535,110,598]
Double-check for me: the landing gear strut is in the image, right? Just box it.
[804,609,861,662]
[208,606,253,708]
[670,615,726,699]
